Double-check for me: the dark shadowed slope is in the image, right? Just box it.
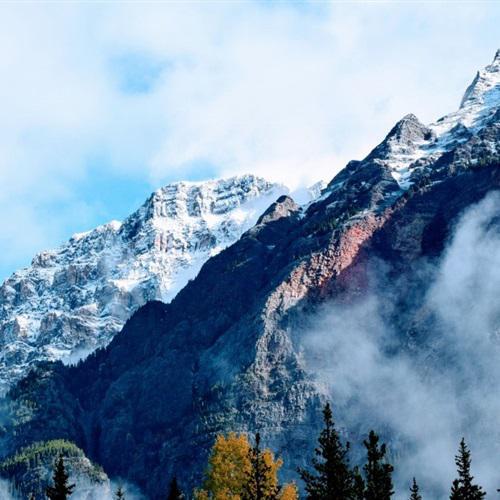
[2,52,500,499]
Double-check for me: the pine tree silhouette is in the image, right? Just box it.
[352,466,365,499]
[449,438,485,499]
[45,454,75,500]
[409,477,422,500]
[115,485,125,499]
[299,402,359,499]
[363,430,394,500]
[242,433,278,500]
[167,477,184,500]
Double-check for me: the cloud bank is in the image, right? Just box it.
[301,192,500,498]
[0,2,499,276]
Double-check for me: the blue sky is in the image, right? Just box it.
[0,1,499,280]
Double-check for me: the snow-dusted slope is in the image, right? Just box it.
[4,49,500,499]
[371,49,500,188]
[2,51,497,395]
[0,175,288,390]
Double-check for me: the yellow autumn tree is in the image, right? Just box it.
[195,432,298,500]
[280,483,299,500]
[195,433,251,500]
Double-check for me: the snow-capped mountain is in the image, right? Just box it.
[3,51,500,499]
[366,48,500,189]
[4,48,496,395]
[0,175,288,390]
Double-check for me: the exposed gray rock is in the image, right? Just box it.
[2,50,500,500]
[0,175,288,392]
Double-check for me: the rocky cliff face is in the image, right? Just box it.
[2,52,499,499]
[0,175,288,392]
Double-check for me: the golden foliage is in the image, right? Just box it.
[279,482,298,500]
[195,433,298,499]
[262,449,282,496]
[196,432,251,500]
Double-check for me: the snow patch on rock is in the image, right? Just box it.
[0,175,288,391]
[376,50,500,188]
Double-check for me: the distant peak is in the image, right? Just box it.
[390,114,426,135]
[460,49,500,108]
[154,173,268,195]
[140,174,282,220]
[400,113,420,122]
[494,48,500,63]
[365,113,430,163]
[256,195,299,226]
[70,220,122,242]
[117,174,289,242]
[393,114,428,136]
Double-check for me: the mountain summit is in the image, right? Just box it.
[460,48,500,108]
[2,50,500,498]
[343,50,500,191]
[0,175,287,390]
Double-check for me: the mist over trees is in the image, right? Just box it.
[190,403,488,500]
[297,193,500,496]
[0,402,492,499]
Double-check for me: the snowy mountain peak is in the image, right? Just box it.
[428,51,500,141]
[119,175,287,260]
[460,49,500,109]
[383,113,428,146]
[395,113,422,128]
[368,113,432,161]
[0,174,288,391]
[348,50,500,190]
[142,175,273,221]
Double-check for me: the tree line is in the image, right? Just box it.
[41,402,487,500]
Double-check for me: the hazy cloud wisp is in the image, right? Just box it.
[300,192,500,498]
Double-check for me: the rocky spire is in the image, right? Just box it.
[460,49,500,108]
[365,113,432,163]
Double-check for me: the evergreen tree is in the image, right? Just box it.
[450,480,461,500]
[115,485,125,499]
[449,438,486,499]
[363,430,394,500]
[352,466,365,500]
[299,402,357,499]
[45,454,75,500]
[409,478,422,500]
[243,433,278,500]
[167,477,184,500]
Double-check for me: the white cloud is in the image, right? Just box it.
[300,193,500,498]
[0,1,498,277]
